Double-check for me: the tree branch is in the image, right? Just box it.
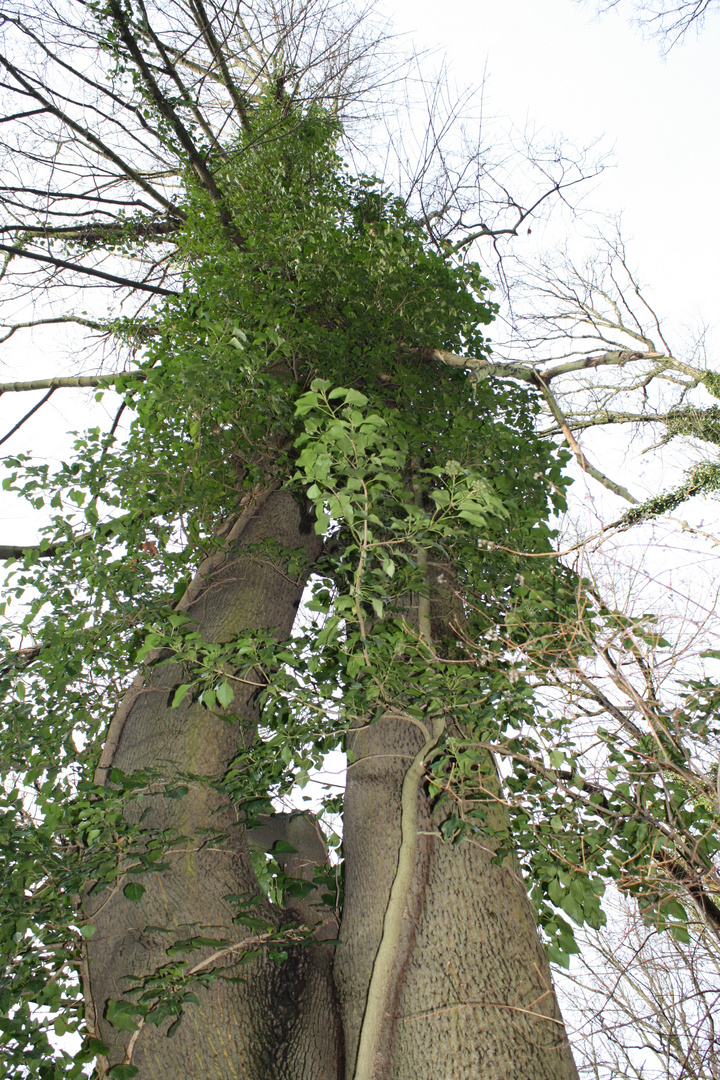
[106,0,228,207]
[535,375,640,504]
[539,349,657,381]
[0,545,54,561]
[424,346,641,503]
[0,387,56,447]
[0,316,114,344]
[0,218,179,245]
[0,373,146,395]
[186,0,253,133]
[0,50,177,213]
[0,243,178,296]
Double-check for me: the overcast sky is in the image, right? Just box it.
[387,0,720,326]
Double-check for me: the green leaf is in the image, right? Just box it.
[124,882,146,903]
[457,510,487,527]
[106,1001,139,1032]
[201,688,217,711]
[547,945,571,969]
[53,1016,70,1036]
[171,683,192,708]
[216,680,234,708]
[272,839,298,853]
[548,879,563,905]
[341,388,369,406]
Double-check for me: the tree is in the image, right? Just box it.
[558,898,720,1078]
[0,4,718,1080]
[580,0,719,51]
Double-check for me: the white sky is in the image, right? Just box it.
[386,0,720,326]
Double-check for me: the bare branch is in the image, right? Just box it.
[0,243,178,296]
[0,373,146,395]
[0,387,56,448]
[585,0,719,52]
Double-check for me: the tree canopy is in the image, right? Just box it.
[0,3,719,1079]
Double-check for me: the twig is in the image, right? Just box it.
[0,387,56,447]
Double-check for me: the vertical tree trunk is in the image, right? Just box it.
[82,488,579,1080]
[335,555,579,1080]
[336,712,579,1080]
[83,489,341,1080]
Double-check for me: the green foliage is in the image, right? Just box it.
[0,770,187,1076]
[702,371,720,400]
[289,379,604,963]
[614,386,720,530]
[619,393,720,528]
[666,403,720,444]
[620,458,720,528]
[2,86,717,1074]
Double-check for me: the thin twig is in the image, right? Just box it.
[0,387,56,446]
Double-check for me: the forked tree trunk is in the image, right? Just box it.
[82,490,579,1080]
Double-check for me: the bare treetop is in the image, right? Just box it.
[584,0,719,51]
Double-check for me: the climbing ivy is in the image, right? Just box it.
[1,92,718,1075]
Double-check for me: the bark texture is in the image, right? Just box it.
[83,489,341,1080]
[83,490,579,1080]
[336,713,579,1080]
[335,555,579,1080]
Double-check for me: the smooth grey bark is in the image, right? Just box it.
[83,489,341,1080]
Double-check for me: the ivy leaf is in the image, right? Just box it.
[216,680,234,708]
[124,882,146,903]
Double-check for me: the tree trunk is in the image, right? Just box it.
[335,554,580,1080]
[82,488,579,1080]
[83,489,341,1080]
[336,712,579,1080]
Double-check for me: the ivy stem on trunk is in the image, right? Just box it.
[352,469,444,1080]
[351,715,443,1080]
